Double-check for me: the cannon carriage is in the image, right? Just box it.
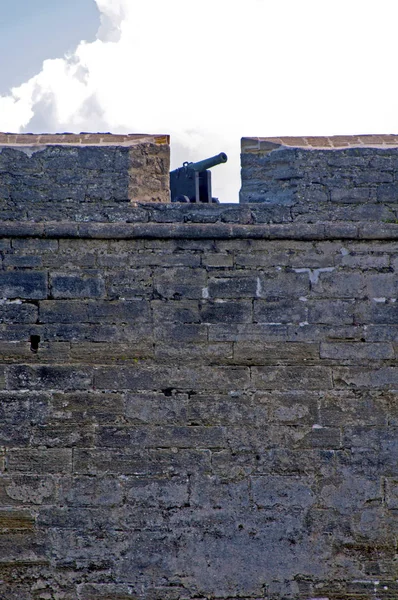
[170,152,228,203]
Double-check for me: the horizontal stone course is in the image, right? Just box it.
[1,218,398,240]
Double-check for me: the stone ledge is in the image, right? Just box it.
[1,220,398,240]
[242,134,398,151]
[2,201,397,225]
[0,132,170,147]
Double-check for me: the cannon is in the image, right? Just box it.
[170,152,228,203]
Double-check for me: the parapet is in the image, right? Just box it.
[0,132,170,206]
[240,134,398,204]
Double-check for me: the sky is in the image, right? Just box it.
[0,0,99,94]
[1,0,398,202]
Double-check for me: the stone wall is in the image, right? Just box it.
[0,133,170,206]
[240,135,398,206]
[0,136,398,600]
[0,203,398,600]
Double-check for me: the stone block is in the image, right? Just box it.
[377,183,398,201]
[154,267,207,299]
[106,268,153,298]
[365,273,398,298]
[125,476,188,508]
[0,392,49,447]
[0,509,36,531]
[77,583,136,600]
[50,272,105,299]
[6,365,93,391]
[366,325,398,341]
[379,432,398,476]
[200,300,253,324]
[0,340,70,364]
[39,298,150,324]
[253,299,307,324]
[258,271,310,299]
[0,367,6,391]
[151,299,200,323]
[385,478,398,509]
[311,271,365,299]
[3,255,42,268]
[73,448,211,476]
[155,340,233,365]
[58,476,123,507]
[251,366,333,390]
[12,238,58,251]
[330,186,371,202]
[72,449,151,476]
[308,300,354,325]
[295,426,342,449]
[70,340,154,361]
[320,342,394,361]
[129,251,201,268]
[31,424,96,448]
[124,391,188,424]
[154,322,208,344]
[319,390,388,427]
[190,475,250,509]
[251,475,315,509]
[0,302,38,324]
[94,364,250,392]
[201,252,234,267]
[51,391,125,423]
[340,252,390,269]
[209,323,289,342]
[98,425,225,449]
[342,426,387,451]
[0,474,55,506]
[333,367,398,389]
[0,272,47,299]
[208,275,258,298]
[356,301,398,325]
[7,449,73,474]
[233,341,319,364]
[319,474,381,513]
[262,390,318,424]
[0,531,48,564]
[42,322,152,345]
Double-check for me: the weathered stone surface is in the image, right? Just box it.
[0,475,55,506]
[7,449,73,474]
[0,135,397,599]
[0,272,47,299]
[50,272,105,299]
[0,134,170,204]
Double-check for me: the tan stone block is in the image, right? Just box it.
[0,510,35,531]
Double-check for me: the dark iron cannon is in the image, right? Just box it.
[170,152,228,203]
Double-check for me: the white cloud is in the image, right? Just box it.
[1,0,398,201]
[96,0,127,42]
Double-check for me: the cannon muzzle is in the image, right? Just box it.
[185,152,228,172]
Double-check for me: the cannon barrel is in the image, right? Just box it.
[185,152,228,172]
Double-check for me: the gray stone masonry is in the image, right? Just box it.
[0,135,398,600]
[0,133,170,205]
[241,135,398,210]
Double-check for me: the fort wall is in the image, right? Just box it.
[0,134,397,600]
[241,135,398,210]
[0,133,170,208]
